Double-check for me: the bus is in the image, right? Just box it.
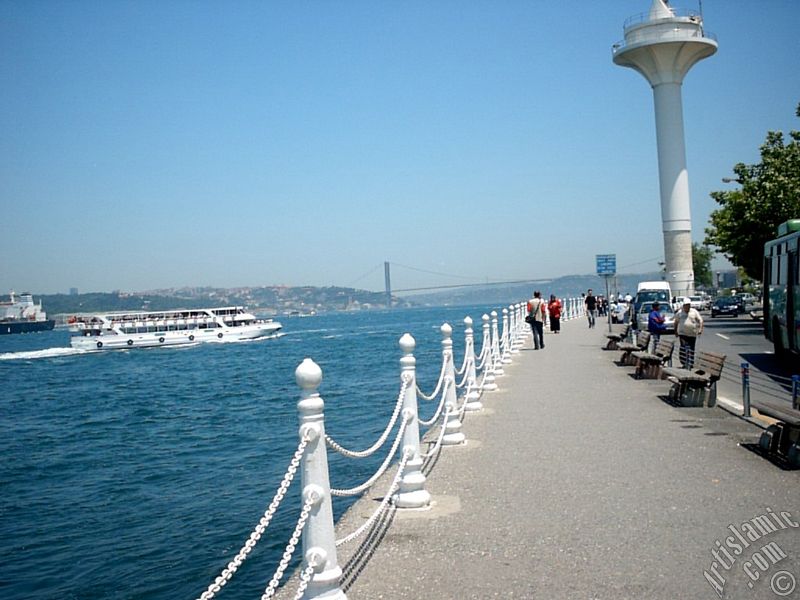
[763,219,800,360]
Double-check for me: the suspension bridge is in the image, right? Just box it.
[351,258,666,306]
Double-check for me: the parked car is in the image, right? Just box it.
[735,293,756,307]
[711,297,744,318]
[636,302,676,333]
[687,295,710,311]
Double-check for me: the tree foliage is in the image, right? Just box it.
[704,102,800,280]
[692,242,714,288]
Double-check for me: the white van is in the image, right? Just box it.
[637,281,672,295]
[633,281,673,327]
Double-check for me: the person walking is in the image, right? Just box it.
[548,294,562,334]
[584,289,597,328]
[527,291,547,350]
[676,298,704,368]
[647,301,666,351]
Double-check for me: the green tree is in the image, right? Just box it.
[692,243,713,288]
[704,102,800,280]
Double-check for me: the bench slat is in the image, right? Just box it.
[752,400,800,426]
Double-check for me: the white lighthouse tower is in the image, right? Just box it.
[612,0,717,297]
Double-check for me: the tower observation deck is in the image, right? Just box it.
[612,0,717,297]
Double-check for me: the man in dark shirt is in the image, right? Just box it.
[647,301,666,351]
[584,289,597,328]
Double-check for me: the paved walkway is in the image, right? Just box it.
[330,318,799,600]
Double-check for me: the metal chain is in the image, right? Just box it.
[457,382,472,419]
[292,558,318,600]
[261,492,315,599]
[197,437,309,600]
[476,342,490,370]
[418,378,450,426]
[454,345,469,376]
[416,353,448,401]
[420,409,452,458]
[330,413,409,497]
[455,356,472,389]
[325,374,409,458]
[335,449,412,546]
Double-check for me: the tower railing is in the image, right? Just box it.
[612,27,717,55]
[622,7,702,30]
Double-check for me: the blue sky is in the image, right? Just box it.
[1,0,798,294]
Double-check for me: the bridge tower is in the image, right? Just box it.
[612,0,717,297]
[384,261,392,308]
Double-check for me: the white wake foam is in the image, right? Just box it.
[0,347,84,361]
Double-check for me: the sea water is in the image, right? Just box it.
[0,304,500,600]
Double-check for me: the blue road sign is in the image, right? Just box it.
[596,254,616,276]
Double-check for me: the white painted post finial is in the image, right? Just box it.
[295,359,346,600]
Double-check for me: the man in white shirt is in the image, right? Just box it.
[676,299,704,368]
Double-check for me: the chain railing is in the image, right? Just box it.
[194,300,554,600]
[196,436,310,600]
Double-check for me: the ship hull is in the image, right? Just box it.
[0,320,56,335]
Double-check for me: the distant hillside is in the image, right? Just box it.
[36,285,408,318]
[404,272,665,306]
[27,273,677,317]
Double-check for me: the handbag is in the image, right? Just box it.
[525,314,534,324]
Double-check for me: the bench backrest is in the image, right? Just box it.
[693,351,727,381]
[636,331,651,349]
[655,338,674,359]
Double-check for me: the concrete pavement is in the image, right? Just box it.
[320,319,799,599]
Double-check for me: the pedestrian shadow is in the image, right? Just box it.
[740,442,799,471]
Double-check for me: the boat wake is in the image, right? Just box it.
[0,347,85,361]
[216,332,286,344]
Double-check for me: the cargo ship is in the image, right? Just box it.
[1,291,56,334]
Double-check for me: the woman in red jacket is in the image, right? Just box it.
[548,294,562,334]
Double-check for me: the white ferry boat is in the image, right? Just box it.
[69,306,281,351]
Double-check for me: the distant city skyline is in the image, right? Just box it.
[2,1,798,294]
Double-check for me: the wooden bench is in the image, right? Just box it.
[752,399,800,468]
[661,350,726,407]
[617,331,651,366]
[632,338,674,379]
[604,324,631,350]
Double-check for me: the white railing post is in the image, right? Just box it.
[481,314,497,392]
[295,359,346,600]
[516,302,527,345]
[462,316,482,411]
[510,304,521,354]
[501,308,513,364]
[440,323,466,445]
[491,310,505,376]
[392,334,431,509]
